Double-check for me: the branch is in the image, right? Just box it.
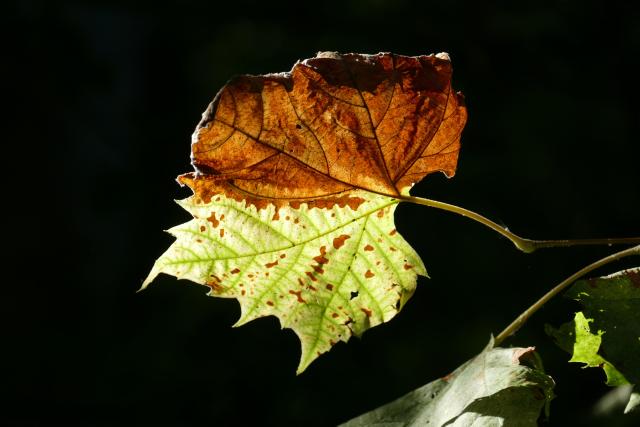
[398,195,640,253]
[493,245,640,346]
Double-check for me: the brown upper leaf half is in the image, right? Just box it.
[181,52,467,207]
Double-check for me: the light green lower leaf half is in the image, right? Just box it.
[143,190,426,373]
[341,342,554,427]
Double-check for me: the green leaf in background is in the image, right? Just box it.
[143,190,425,373]
[546,268,640,411]
[341,342,554,427]
[546,312,628,386]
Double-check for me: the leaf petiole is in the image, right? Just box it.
[493,244,640,346]
[398,195,640,253]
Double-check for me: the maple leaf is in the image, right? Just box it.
[144,52,467,372]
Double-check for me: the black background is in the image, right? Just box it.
[7,0,640,425]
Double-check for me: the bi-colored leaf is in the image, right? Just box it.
[143,191,425,373]
[341,342,554,427]
[546,268,640,409]
[144,52,467,372]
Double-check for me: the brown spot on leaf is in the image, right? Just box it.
[312,265,325,274]
[389,246,397,252]
[364,244,374,251]
[207,212,220,228]
[305,271,318,282]
[404,263,413,270]
[298,278,305,287]
[365,270,375,278]
[280,253,286,259]
[241,290,246,296]
[208,281,224,293]
[231,268,241,274]
[265,260,279,268]
[512,347,536,364]
[199,225,206,232]
[326,284,334,291]
[196,239,202,243]
[219,228,225,237]
[313,246,329,265]
[332,313,339,318]
[294,218,299,224]
[389,228,397,236]
[333,234,351,249]
[289,290,306,303]
[376,209,384,218]
[266,301,274,306]
[272,210,280,221]
[308,284,317,291]
[361,308,372,317]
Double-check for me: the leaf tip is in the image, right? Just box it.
[296,354,316,375]
[139,270,158,293]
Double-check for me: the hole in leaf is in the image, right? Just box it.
[350,291,359,300]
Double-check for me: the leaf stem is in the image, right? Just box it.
[493,245,640,346]
[398,195,640,253]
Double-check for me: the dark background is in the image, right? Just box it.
[7,0,640,425]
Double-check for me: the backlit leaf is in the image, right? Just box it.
[143,191,425,373]
[144,52,466,371]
